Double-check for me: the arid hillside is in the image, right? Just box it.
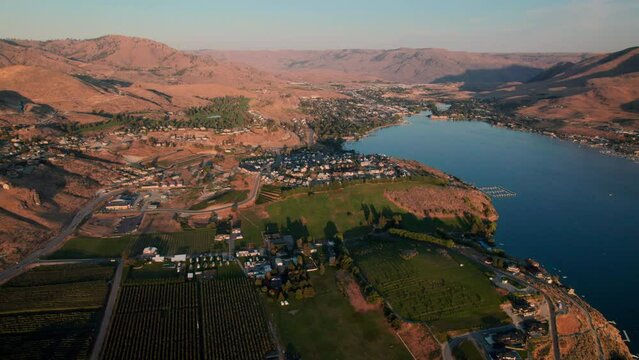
[0,35,344,126]
[489,47,639,136]
[203,48,589,86]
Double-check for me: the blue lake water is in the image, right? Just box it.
[346,113,639,350]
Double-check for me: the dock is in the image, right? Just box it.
[478,186,517,199]
[622,330,631,343]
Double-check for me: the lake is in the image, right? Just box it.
[346,112,639,350]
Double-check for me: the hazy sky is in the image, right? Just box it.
[1,0,638,52]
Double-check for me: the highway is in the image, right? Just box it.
[0,189,124,285]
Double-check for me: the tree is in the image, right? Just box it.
[340,256,353,270]
[377,215,388,229]
[303,286,316,298]
[295,289,303,300]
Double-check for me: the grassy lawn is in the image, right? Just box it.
[266,268,412,360]
[452,339,484,360]
[348,237,508,339]
[241,180,463,244]
[47,236,134,259]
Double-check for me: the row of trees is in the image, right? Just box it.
[388,228,455,248]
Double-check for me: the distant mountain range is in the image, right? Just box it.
[202,48,590,87]
[1,35,637,136]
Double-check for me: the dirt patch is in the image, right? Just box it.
[336,270,379,312]
[385,185,497,222]
[556,314,582,335]
[396,322,442,360]
[138,213,181,233]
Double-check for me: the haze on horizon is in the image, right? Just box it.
[1,0,638,53]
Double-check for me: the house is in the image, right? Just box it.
[142,247,158,256]
[171,254,187,262]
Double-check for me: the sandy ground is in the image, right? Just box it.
[556,313,583,336]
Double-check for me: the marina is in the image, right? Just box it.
[478,186,517,199]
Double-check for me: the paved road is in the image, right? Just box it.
[0,189,124,285]
[540,290,562,360]
[456,246,562,360]
[90,258,124,360]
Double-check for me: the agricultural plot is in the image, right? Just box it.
[102,264,274,360]
[129,229,222,256]
[102,283,200,360]
[348,238,508,337]
[256,184,282,204]
[0,263,115,359]
[47,236,134,259]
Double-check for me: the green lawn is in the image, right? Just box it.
[348,237,508,339]
[266,268,412,360]
[47,236,133,259]
[241,179,463,244]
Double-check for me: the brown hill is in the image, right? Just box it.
[10,35,282,87]
[202,48,589,86]
[1,35,331,125]
[489,47,639,136]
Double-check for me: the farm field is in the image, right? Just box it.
[241,180,463,244]
[102,264,274,360]
[0,263,115,359]
[348,237,508,338]
[50,230,225,260]
[129,229,223,256]
[47,236,134,259]
[267,268,412,360]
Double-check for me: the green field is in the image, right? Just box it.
[267,268,412,360]
[130,229,224,256]
[48,236,134,259]
[241,179,463,244]
[0,263,115,359]
[348,237,508,338]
